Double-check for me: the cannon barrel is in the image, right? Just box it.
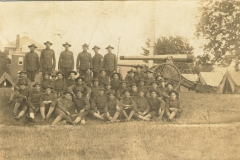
[120,54,194,63]
[117,64,147,67]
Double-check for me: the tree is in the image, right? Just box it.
[196,0,240,69]
[141,36,195,73]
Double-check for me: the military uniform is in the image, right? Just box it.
[104,98,120,117]
[147,97,165,117]
[13,88,30,115]
[76,51,92,75]
[92,53,103,77]
[134,71,145,80]
[165,99,182,118]
[144,77,155,88]
[24,51,40,82]
[84,74,93,87]
[41,79,54,92]
[133,96,150,118]
[54,78,66,96]
[73,96,90,117]
[58,50,74,78]
[110,79,121,92]
[40,92,57,110]
[90,94,108,115]
[117,86,129,98]
[98,75,109,86]
[125,76,138,87]
[130,90,139,100]
[27,90,42,113]
[120,96,136,116]
[65,78,75,88]
[102,53,117,77]
[68,83,91,95]
[54,97,74,121]
[40,48,56,74]
[91,85,99,99]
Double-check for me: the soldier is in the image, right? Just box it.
[144,70,155,88]
[65,71,77,88]
[146,81,169,99]
[41,72,54,92]
[104,90,122,122]
[7,71,31,104]
[129,83,139,99]
[68,76,91,97]
[76,43,92,75]
[90,86,108,121]
[137,79,148,93]
[102,45,117,77]
[134,65,145,80]
[39,85,57,122]
[91,78,100,99]
[84,68,93,87]
[110,72,121,92]
[51,92,74,125]
[166,90,182,122]
[98,69,109,86]
[144,90,165,121]
[120,90,136,121]
[70,90,90,125]
[51,73,57,81]
[125,69,138,87]
[40,41,56,74]
[24,44,40,82]
[54,71,66,97]
[133,89,151,121]
[92,45,103,77]
[104,82,114,96]
[58,42,74,78]
[13,82,30,118]
[116,80,128,98]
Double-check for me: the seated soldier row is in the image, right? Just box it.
[9,68,182,125]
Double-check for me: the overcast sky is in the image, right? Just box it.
[0,1,205,61]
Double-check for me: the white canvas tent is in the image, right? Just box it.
[198,72,225,87]
[181,74,198,82]
[0,72,15,87]
[219,70,240,94]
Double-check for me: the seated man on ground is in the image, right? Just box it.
[39,86,57,122]
[133,89,151,121]
[90,86,108,121]
[104,90,122,122]
[165,90,182,122]
[41,72,54,93]
[54,71,66,98]
[69,90,90,125]
[51,92,74,125]
[144,90,165,121]
[68,76,91,99]
[13,82,30,119]
[120,90,136,121]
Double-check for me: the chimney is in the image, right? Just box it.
[16,34,20,49]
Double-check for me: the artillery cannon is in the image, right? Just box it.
[119,54,217,93]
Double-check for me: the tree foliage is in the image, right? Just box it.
[196,0,240,68]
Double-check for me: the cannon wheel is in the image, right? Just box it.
[151,63,182,89]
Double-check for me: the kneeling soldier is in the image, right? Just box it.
[104,90,122,122]
[40,86,57,122]
[144,90,165,121]
[133,89,151,121]
[120,90,136,121]
[51,92,74,125]
[13,82,30,119]
[90,86,108,121]
[71,91,90,125]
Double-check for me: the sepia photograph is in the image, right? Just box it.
[0,0,239,159]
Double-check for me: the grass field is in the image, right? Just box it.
[0,88,240,159]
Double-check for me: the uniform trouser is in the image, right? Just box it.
[27,70,37,82]
[40,102,56,112]
[60,68,73,78]
[42,68,53,74]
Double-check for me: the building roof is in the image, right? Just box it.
[181,74,198,82]
[5,36,45,49]
[198,72,225,86]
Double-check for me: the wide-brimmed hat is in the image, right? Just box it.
[85,67,92,71]
[18,71,26,74]
[56,71,64,76]
[92,45,100,50]
[144,70,154,74]
[75,76,85,82]
[127,69,135,74]
[82,43,89,48]
[138,78,145,83]
[149,89,159,96]
[106,45,114,49]
[18,81,27,86]
[134,65,143,69]
[28,44,37,48]
[165,83,173,88]
[44,41,52,45]
[122,89,130,94]
[111,72,120,78]
[32,82,41,87]
[62,42,71,47]
[68,70,77,75]
[107,90,116,96]
[99,69,106,73]
[64,91,74,97]
[92,78,99,82]
[98,86,105,91]
[168,90,179,98]
[150,81,159,85]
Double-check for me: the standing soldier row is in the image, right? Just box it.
[23,42,117,83]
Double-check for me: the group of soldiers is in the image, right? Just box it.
[8,41,182,125]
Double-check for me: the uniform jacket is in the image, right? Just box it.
[134,96,150,113]
[102,53,117,72]
[120,97,136,111]
[134,71,145,80]
[54,78,66,93]
[147,97,165,111]
[58,50,74,69]
[104,98,119,113]
[57,97,74,113]
[76,51,92,70]
[65,78,75,88]
[125,76,138,87]
[84,74,93,87]
[98,75,109,86]
[110,79,121,91]
[92,53,103,72]
[73,97,90,111]
[28,90,42,104]
[41,79,54,91]
[40,48,56,69]
[68,83,91,95]
[91,94,108,112]
[40,93,57,103]
[91,86,99,99]
[24,52,40,71]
